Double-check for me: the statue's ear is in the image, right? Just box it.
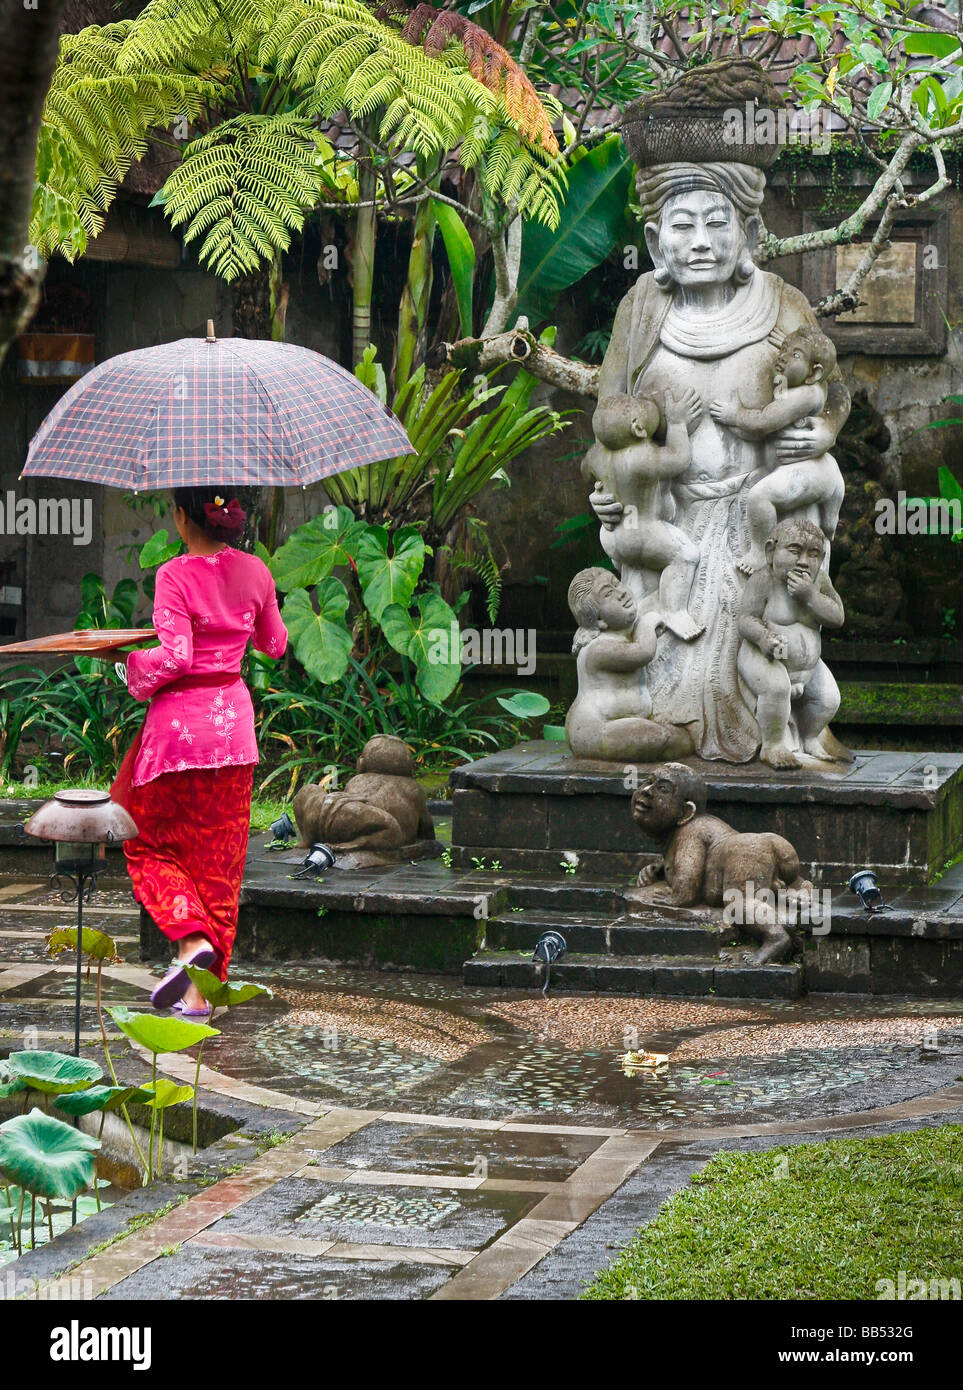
[810,362,825,383]
[644,221,665,276]
[744,214,761,258]
[678,799,698,826]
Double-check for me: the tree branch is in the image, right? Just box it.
[427,319,600,396]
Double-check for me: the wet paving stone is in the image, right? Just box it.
[100,1245,455,1300]
[218,1174,537,1249]
[322,1120,603,1182]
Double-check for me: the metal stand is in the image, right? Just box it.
[51,865,101,1225]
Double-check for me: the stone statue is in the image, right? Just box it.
[737,518,848,769]
[630,762,813,964]
[583,388,705,639]
[573,62,851,765]
[293,734,435,869]
[710,326,845,575]
[565,567,693,762]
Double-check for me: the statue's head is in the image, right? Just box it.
[568,567,637,650]
[631,762,707,837]
[776,326,837,389]
[766,517,826,584]
[356,734,415,778]
[637,162,766,292]
[593,394,661,447]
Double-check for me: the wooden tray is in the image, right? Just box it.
[0,628,156,657]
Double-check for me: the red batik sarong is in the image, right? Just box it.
[120,764,254,980]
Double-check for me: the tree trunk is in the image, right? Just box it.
[0,0,67,360]
[394,175,438,394]
[230,252,287,549]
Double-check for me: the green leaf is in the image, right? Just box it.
[0,1109,99,1201]
[866,81,892,121]
[53,1084,153,1117]
[0,1078,26,1099]
[937,466,963,504]
[433,200,475,339]
[496,691,551,719]
[281,581,353,686]
[542,724,568,741]
[7,1051,102,1095]
[107,1006,219,1055]
[141,1078,194,1110]
[903,32,960,59]
[46,925,118,961]
[515,136,631,324]
[183,966,272,1008]
[139,529,183,569]
[354,346,387,404]
[269,509,365,592]
[380,591,461,703]
[355,526,426,624]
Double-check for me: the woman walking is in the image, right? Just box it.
[108,489,287,1015]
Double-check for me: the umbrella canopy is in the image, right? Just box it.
[21,326,413,490]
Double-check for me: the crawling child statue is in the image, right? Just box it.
[631,762,813,965]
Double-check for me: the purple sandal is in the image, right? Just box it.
[150,945,216,1010]
[173,999,212,1018]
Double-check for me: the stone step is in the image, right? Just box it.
[463,951,803,999]
[484,908,729,957]
[459,875,633,915]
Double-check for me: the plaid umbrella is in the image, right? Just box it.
[20,325,413,490]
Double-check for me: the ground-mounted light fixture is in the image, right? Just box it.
[269,812,296,843]
[293,842,337,879]
[24,790,137,1056]
[532,930,567,996]
[848,868,889,913]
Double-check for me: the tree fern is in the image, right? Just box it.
[159,116,324,280]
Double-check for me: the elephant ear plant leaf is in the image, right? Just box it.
[141,1079,196,1178]
[7,1051,103,1096]
[107,1007,220,1176]
[0,1109,100,1255]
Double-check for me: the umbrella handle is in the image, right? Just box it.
[206,320,216,343]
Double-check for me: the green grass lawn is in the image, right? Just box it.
[584,1126,963,1300]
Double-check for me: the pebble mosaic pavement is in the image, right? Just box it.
[1,874,962,1301]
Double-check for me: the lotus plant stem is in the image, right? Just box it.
[148,1055,157,1183]
[46,1199,53,1243]
[192,1042,205,1153]
[15,1187,25,1255]
[1,1179,16,1246]
[30,1194,36,1250]
[158,1110,164,1178]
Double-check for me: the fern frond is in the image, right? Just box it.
[160,115,322,280]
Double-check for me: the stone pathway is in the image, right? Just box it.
[2,875,962,1301]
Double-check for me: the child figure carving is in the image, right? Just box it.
[565,567,693,763]
[737,518,848,769]
[709,327,845,574]
[583,388,705,640]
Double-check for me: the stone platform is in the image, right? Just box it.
[449,743,963,886]
[130,834,963,997]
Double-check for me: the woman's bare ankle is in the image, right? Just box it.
[177,933,208,961]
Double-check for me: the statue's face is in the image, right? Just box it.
[631,769,687,835]
[769,531,825,584]
[651,190,746,288]
[777,337,815,389]
[596,574,636,632]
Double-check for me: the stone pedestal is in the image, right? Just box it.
[449,742,963,886]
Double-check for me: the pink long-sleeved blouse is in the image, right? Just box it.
[125,547,287,787]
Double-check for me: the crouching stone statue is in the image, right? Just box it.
[293,735,435,869]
